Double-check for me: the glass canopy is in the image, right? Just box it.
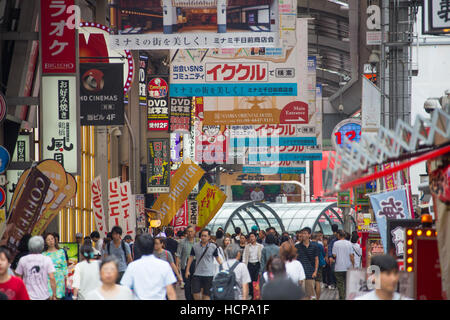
[207,201,356,236]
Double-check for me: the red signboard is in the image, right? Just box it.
[280,101,309,124]
[40,0,77,74]
[170,201,188,233]
[415,238,443,300]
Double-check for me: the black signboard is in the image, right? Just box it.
[147,75,170,131]
[170,97,192,132]
[386,218,421,260]
[80,63,124,125]
[147,138,170,193]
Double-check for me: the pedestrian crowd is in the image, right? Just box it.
[0,223,406,301]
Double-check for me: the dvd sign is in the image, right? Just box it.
[148,76,170,131]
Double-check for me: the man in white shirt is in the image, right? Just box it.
[355,254,412,300]
[332,230,354,300]
[222,244,251,300]
[120,234,177,300]
[242,232,263,299]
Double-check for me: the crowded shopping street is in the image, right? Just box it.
[0,0,449,305]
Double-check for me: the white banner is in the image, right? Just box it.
[120,182,136,240]
[362,76,381,133]
[91,176,108,237]
[41,76,79,174]
[108,177,124,230]
[111,32,278,50]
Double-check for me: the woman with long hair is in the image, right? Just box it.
[279,241,305,287]
[43,233,68,299]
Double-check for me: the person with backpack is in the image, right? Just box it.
[153,238,183,286]
[103,226,132,283]
[211,244,251,300]
[185,229,223,300]
[351,231,362,268]
[295,227,319,300]
[311,232,327,300]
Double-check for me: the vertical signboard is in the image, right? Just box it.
[139,54,149,106]
[147,138,171,193]
[41,76,79,174]
[11,134,31,162]
[120,181,136,239]
[108,177,123,229]
[91,176,108,237]
[80,63,124,125]
[40,0,77,74]
[170,97,192,133]
[188,200,198,227]
[170,201,188,234]
[147,76,170,131]
[135,194,146,229]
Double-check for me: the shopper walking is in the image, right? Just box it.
[120,234,177,300]
[355,255,412,300]
[332,230,355,300]
[351,231,362,268]
[103,226,132,283]
[295,227,319,300]
[153,237,183,285]
[215,235,231,276]
[220,244,251,300]
[311,232,326,299]
[261,257,305,300]
[15,236,57,300]
[85,256,134,300]
[10,234,31,271]
[0,247,29,300]
[279,241,305,287]
[327,224,339,289]
[175,225,197,300]
[164,227,179,261]
[259,234,280,275]
[43,233,68,299]
[72,244,101,300]
[242,232,263,299]
[185,229,223,300]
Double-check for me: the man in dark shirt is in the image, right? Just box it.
[164,227,178,261]
[295,227,319,300]
[327,224,339,289]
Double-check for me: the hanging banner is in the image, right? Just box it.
[109,1,294,50]
[0,167,51,257]
[32,172,77,235]
[11,134,31,162]
[361,76,381,133]
[170,201,188,234]
[91,176,108,237]
[40,0,76,74]
[369,189,412,252]
[147,138,171,193]
[120,181,136,239]
[108,177,124,229]
[383,162,398,191]
[188,200,199,227]
[147,75,170,131]
[135,194,146,229]
[170,97,192,133]
[152,162,205,226]
[41,76,79,174]
[196,182,227,231]
[80,63,124,126]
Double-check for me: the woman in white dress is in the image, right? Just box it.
[72,244,101,300]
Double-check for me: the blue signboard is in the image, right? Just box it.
[170,83,298,97]
[0,146,10,174]
[331,119,362,150]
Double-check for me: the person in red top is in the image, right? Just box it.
[0,246,30,300]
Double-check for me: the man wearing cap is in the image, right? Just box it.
[242,232,263,299]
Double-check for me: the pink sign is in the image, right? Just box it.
[91,176,107,237]
[40,0,77,74]
[170,201,188,233]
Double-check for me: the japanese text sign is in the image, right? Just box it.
[148,76,170,131]
[170,201,188,234]
[80,63,124,126]
[108,177,124,229]
[40,0,77,74]
[152,162,205,226]
[170,97,192,133]
[369,189,412,252]
[120,181,136,239]
[41,76,79,174]
[91,176,108,237]
[188,200,198,226]
[135,194,146,229]
[195,182,227,231]
[195,123,228,164]
[147,139,171,194]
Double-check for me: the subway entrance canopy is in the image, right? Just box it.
[207,201,356,236]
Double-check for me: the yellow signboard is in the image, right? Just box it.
[196,182,227,231]
[153,161,205,226]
